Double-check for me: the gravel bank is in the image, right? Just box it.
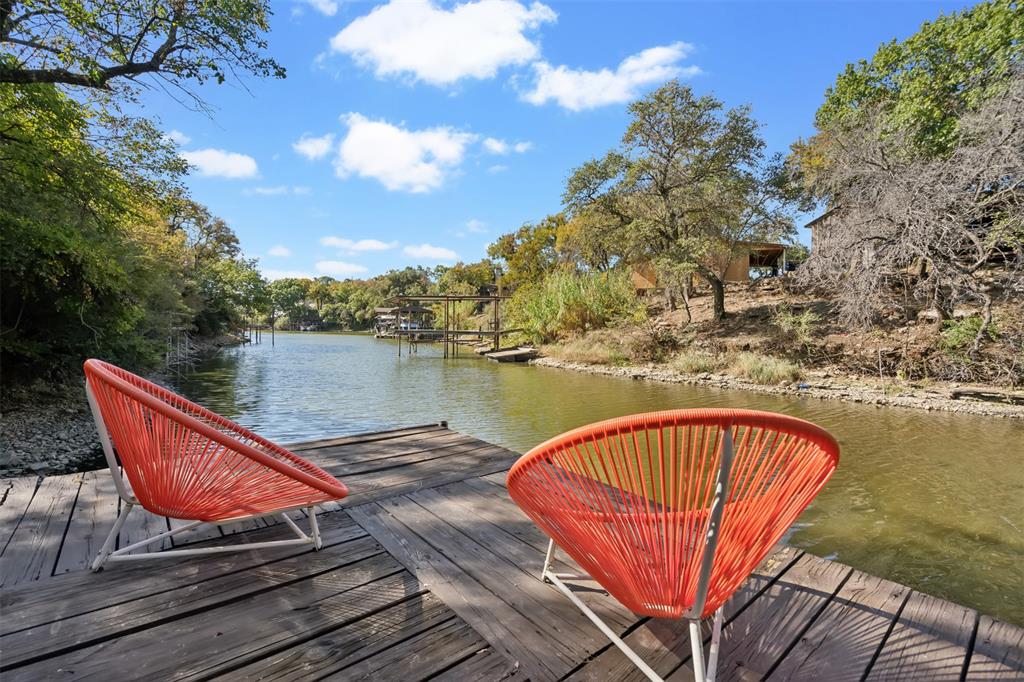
[531,357,1024,419]
[1,335,246,478]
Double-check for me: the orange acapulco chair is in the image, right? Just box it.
[83,359,349,571]
[507,409,840,682]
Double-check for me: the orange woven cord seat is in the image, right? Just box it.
[85,359,347,520]
[83,359,348,571]
[507,409,839,682]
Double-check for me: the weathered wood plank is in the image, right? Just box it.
[350,500,574,682]
[330,618,489,681]
[768,569,909,681]
[0,510,364,636]
[5,555,420,681]
[711,551,852,682]
[384,492,613,652]
[304,430,473,467]
[324,438,500,478]
[0,476,38,554]
[118,503,171,554]
[966,615,1024,679]
[223,592,457,680]
[0,472,81,587]
[0,534,386,672]
[341,446,518,506]
[53,470,119,575]
[289,423,448,452]
[865,590,976,681]
[414,484,636,632]
[431,647,529,682]
[569,547,803,682]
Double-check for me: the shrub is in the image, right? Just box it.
[623,325,679,363]
[939,315,998,356]
[729,352,803,385]
[671,350,727,374]
[773,304,820,347]
[509,270,644,344]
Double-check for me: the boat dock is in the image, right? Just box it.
[1,424,1021,680]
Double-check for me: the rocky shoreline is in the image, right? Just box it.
[530,356,1024,419]
[0,334,246,478]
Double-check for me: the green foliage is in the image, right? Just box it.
[773,304,820,346]
[487,215,563,290]
[563,80,799,319]
[508,270,644,344]
[940,316,999,355]
[729,352,803,385]
[0,0,284,89]
[816,0,1023,157]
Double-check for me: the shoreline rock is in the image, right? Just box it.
[0,335,246,479]
[530,357,1024,419]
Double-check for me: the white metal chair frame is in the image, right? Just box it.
[86,384,325,572]
[536,426,737,682]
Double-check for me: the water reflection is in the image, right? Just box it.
[172,332,1024,625]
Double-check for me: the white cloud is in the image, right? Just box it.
[483,137,532,155]
[320,236,398,253]
[466,219,487,233]
[262,268,313,281]
[487,164,508,174]
[267,245,292,257]
[483,137,509,155]
[301,0,338,16]
[404,243,458,261]
[165,129,191,146]
[523,42,699,111]
[330,0,556,86]
[181,148,259,179]
[335,113,476,193]
[315,260,369,276]
[244,185,289,196]
[243,185,312,196]
[293,133,336,160]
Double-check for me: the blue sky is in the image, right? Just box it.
[149,0,973,280]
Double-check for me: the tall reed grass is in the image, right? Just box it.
[509,270,644,344]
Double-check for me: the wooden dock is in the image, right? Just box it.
[1,423,1021,681]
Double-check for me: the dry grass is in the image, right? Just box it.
[729,352,803,385]
[671,350,727,374]
[544,336,626,365]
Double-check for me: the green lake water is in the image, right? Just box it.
[173,332,1024,625]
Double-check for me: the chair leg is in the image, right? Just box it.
[546,571,663,681]
[541,538,556,581]
[706,607,724,682]
[687,608,724,682]
[308,506,321,549]
[689,620,706,682]
[91,501,133,572]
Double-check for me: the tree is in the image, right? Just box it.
[564,80,799,320]
[791,0,1024,194]
[487,215,563,291]
[0,0,284,91]
[800,74,1024,350]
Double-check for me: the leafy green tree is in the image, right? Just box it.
[0,0,284,89]
[565,80,798,320]
[816,0,1023,156]
[791,0,1024,195]
[487,215,563,291]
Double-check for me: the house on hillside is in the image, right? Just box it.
[805,207,840,253]
[631,241,791,295]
